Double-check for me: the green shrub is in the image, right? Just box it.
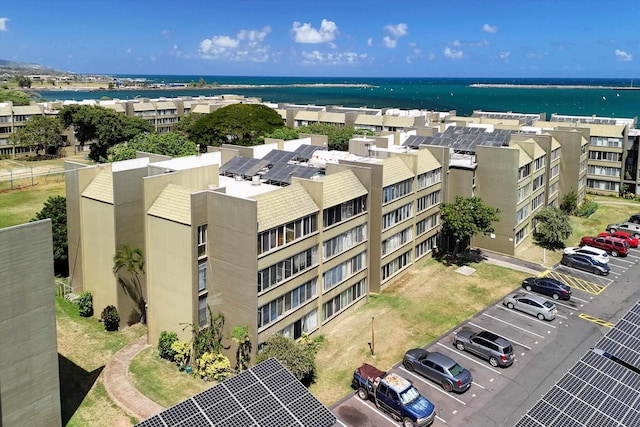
[101,305,120,331]
[158,331,178,361]
[77,291,93,317]
[171,340,191,370]
[576,198,598,218]
[196,352,232,381]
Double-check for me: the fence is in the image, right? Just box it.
[0,160,66,190]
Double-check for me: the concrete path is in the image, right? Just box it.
[103,335,164,422]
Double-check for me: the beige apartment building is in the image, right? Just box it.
[0,220,61,427]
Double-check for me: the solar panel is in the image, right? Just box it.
[135,358,336,427]
[293,144,322,161]
[515,301,640,427]
[262,150,297,164]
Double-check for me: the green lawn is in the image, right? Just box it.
[0,181,66,228]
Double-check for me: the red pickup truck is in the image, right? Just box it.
[579,236,629,257]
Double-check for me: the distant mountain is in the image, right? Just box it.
[0,59,74,76]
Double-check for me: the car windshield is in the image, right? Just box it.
[449,363,465,376]
[543,301,555,309]
[399,385,420,404]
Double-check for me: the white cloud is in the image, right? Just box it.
[482,24,498,33]
[0,17,9,31]
[300,50,367,65]
[292,19,338,44]
[199,27,272,62]
[615,49,632,61]
[499,51,510,60]
[126,48,132,54]
[384,23,408,38]
[161,29,170,39]
[452,40,462,47]
[383,36,397,48]
[367,38,373,47]
[444,47,463,59]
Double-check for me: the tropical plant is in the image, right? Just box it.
[31,195,68,276]
[77,291,94,317]
[101,305,120,331]
[576,197,598,218]
[296,123,376,151]
[107,132,198,161]
[196,352,233,381]
[171,340,192,370]
[112,243,146,324]
[230,325,251,372]
[158,331,178,361]
[181,306,228,362]
[255,334,318,386]
[560,190,578,216]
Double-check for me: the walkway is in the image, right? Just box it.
[103,335,164,422]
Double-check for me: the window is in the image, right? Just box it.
[258,247,318,292]
[551,148,561,161]
[416,168,442,189]
[381,227,412,255]
[382,178,413,204]
[587,165,621,177]
[198,260,207,292]
[532,174,545,191]
[323,224,367,260]
[382,203,413,230]
[258,279,317,329]
[590,136,623,148]
[518,164,531,180]
[381,250,412,280]
[197,224,207,257]
[516,205,529,225]
[534,155,546,171]
[548,182,558,196]
[258,214,317,255]
[588,151,622,162]
[550,164,560,179]
[323,252,366,291]
[415,235,438,259]
[517,183,530,202]
[587,179,619,192]
[278,309,318,340]
[198,295,207,327]
[531,193,544,212]
[416,213,439,236]
[515,226,527,244]
[323,195,367,228]
[322,279,366,321]
[416,190,440,212]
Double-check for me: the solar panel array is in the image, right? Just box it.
[471,111,542,126]
[403,126,512,153]
[293,144,322,162]
[550,115,617,125]
[219,157,271,179]
[262,164,323,186]
[136,358,336,427]
[515,301,640,427]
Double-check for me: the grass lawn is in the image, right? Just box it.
[56,296,146,426]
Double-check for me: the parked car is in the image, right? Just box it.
[606,222,640,238]
[402,349,473,393]
[521,277,571,300]
[598,231,639,248]
[579,236,630,257]
[563,246,609,264]
[561,253,610,275]
[503,293,557,320]
[629,213,640,224]
[453,329,515,367]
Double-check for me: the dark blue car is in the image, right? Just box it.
[522,277,571,300]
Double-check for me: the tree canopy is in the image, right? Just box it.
[296,123,375,151]
[188,103,284,147]
[107,132,198,161]
[255,334,317,386]
[439,195,501,255]
[0,89,31,106]
[173,112,204,136]
[59,104,154,162]
[10,115,64,155]
[532,206,572,250]
[31,195,68,276]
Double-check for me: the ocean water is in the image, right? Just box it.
[36,76,640,121]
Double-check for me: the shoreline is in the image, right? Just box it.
[470,83,640,90]
[29,83,378,92]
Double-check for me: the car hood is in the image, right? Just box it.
[406,396,436,418]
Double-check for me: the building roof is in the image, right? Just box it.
[254,183,319,232]
[383,156,415,187]
[416,149,442,175]
[147,184,192,225]
[322,169,368,208]
[81,170,113,204]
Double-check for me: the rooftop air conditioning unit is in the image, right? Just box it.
[252,175,261,186]
[234,175,243,181]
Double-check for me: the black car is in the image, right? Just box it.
[630,213,640,224]
[453,329,515,367]
[561,253,610,275]
[521,277,571,300]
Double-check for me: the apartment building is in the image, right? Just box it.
[0,220,61,427]
[66,135,445,357]
[0,101,46,156]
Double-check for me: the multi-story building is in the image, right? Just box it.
[0,220,61,427]
[0,101,46,156]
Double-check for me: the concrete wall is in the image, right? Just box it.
[0,220,61,427]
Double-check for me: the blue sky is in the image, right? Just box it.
[1,0,638,78]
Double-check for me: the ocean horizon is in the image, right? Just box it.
[36,76,640,122]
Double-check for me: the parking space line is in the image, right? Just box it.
[466,322,532,350]
[471,381,486,390]
[398,366,467,406]
[484,311,552,335]
[352,398,402,426]
[571,295,590,304]
[578,313,614,328]
[435,342,503,375]
[543,270,607,295]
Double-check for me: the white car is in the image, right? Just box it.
[564,245,609,264]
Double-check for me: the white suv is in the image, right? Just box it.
[563,245,609,264]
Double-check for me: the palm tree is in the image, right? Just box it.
[113,243,147,324]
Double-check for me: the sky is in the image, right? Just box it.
[1,0,638,78]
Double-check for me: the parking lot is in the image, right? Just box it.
[331,244,640,427]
